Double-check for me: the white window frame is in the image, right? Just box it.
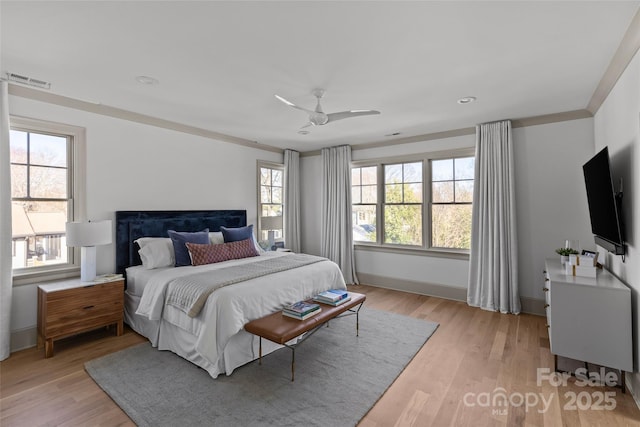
[10,116,86,285]
[256,160,285,246]
[352,147,474,260]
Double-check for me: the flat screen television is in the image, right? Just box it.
[582,146,625,255]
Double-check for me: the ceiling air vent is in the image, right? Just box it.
[6,72,51,89]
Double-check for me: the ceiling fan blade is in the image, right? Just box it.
[300,122,314,129]
[326,110,380,123]
[274,94,315,114]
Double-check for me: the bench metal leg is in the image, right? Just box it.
[291,347,295,381]
[252,299,366,382]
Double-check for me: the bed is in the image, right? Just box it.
[115,210,347,378]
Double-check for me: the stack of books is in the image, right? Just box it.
[282,301,321,320]
[93,273,124,283]
[313,289,351,306]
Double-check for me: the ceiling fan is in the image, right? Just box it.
[275,88,380,128]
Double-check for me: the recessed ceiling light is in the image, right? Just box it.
[298,130,310,135]
[457,96,476,104]
[135,75,159,85]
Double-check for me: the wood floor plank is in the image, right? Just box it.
[1,284,639,426]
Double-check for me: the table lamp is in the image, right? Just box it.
[260,215,283,250]
[65,220,112,282]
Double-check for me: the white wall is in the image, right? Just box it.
[9,95,281,338]
[513,119,595,301]
[8,94,603,342]
[593,49,640,397]
[301,119,595,308]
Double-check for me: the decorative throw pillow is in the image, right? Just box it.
[226,238,260,260]
[167,229,210,267]
[138,238,175,269]
[186,242,230,266]
[220,225,254,242]
[220,225,264,253]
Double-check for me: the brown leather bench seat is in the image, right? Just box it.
[245,292,366,345]
[244,292,366,381]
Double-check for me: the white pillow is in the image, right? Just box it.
[135,237,171,249]
[135,237,175,269]
[209,232,224,244]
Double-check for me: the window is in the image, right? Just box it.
[384,162,422,245]
[257,162,284,245]
[10,117,85,279]
[351,149,474,253]
[431,157,474,249]
[351,166,377,242]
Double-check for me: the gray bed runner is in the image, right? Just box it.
[166,254,326,317]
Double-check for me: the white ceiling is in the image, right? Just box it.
[2,1,638,152]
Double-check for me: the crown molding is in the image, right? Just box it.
[300,109,592,157]
[587,6,640,114]
[510,109,592,128]
[7,84,284,154]
[10,81,593,159]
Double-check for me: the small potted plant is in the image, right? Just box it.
[556,247,579,265]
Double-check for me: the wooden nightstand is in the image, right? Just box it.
[37,278,124,358]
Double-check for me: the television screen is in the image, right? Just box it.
[582,147,624,253]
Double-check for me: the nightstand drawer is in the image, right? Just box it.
[45,282,123,313]
[44,301,122,337]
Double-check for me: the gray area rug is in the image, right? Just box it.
[85,307,438,427]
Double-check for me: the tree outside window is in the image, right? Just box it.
[384,162,422,246]
[351,150,474,252]
[431,157,474,249]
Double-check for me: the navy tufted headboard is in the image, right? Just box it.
[115,210,247,275]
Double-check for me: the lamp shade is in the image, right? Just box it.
[65,220,112,247]
[260,215,283,231]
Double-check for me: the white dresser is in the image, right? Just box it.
[544,258,632,381]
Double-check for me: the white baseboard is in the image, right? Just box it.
[625,373,640,411]
[520,296,545,316]
[11,326,37,352]
[356,272,467,302]
[356,272,545,316]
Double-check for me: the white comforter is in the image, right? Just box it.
[134,251,346,377]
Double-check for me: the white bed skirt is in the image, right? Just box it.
[125,291,282,377]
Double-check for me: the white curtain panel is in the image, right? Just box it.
[467,120,521,314]
[0,81,13,360]
[321,145,358,284]
[284,149,301,253]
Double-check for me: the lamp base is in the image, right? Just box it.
[80,246,97,282]
[268,230,275,250]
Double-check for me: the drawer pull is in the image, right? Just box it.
[544,304,549,309]
[545,278,549,282]
[543,287,549,292]
[83,305,95,310]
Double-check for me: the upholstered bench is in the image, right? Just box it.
[244,292,366,380]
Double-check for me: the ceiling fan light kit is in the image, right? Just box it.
[275,88,380,129]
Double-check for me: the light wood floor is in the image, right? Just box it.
[1,284,639,426]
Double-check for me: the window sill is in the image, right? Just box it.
[354,243,470,261]
[12,266,80,287]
